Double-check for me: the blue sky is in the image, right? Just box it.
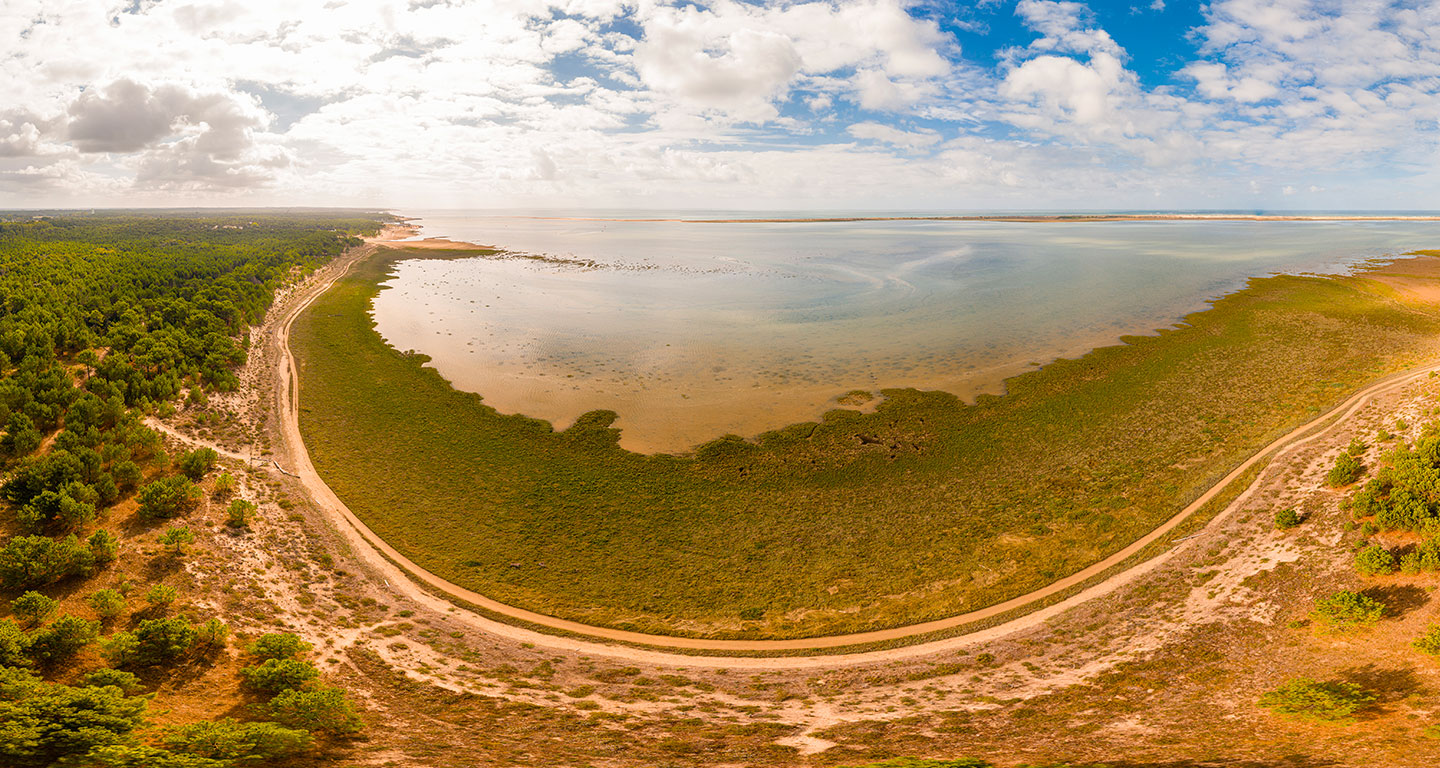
[3,0,1440,210]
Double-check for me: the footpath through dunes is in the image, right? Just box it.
[286,237,1440,647]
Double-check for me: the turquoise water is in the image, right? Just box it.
[371,213,1439,452]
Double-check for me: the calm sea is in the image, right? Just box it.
[370,212,1440,453]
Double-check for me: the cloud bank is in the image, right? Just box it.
[2,0,1438,209]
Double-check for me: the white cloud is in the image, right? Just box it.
[631,0,954,122]
[59,79,283,188]
[1184,63,1277,103]
[0,113,53,158]
[2,0,1440,208]
[1016,0,1123,58]
[1002,53,1126,129]
[634,9,803,123]
[847,121,940,148]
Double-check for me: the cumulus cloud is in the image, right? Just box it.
[61,79,283,189]
[632,0,953,122]
[634,10,803,122]
[1002,53,1127,129]
[0,113,52,158]
[66,80,183,154]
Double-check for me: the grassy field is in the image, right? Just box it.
[291,247,1440,639]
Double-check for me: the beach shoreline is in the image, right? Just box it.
[367,215,1440,454]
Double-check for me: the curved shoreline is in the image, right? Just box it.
[216,233,1440,665]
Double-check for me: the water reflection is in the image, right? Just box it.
[370,215,1436,453]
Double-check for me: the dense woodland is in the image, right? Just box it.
[0,212,383,766]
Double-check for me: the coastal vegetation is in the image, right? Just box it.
[293,245,1440,639]
[1342,421,1440,576]
[1259,677,1378,723]
[0,213,382,765]
[1310,590,1386,632]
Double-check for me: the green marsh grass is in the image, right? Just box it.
[292,249,1440,640]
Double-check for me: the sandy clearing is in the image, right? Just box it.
[154,229,1440,669]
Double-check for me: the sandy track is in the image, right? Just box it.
[156,233,1440,668]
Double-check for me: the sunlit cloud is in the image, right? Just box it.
[1,0,1439,209]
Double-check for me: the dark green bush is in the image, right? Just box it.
[246,632,312,662]
[136,477,201,520]
[240,658,320,694]
[162,718,313,762]
[176,448,218,481]
[27,614,100,664]
[124,616,198,667]
[1326,453,1364,487]
[267,686,362,734]
[0,534,94,589]
[82,668,143,695]
[1354,544,1397,575]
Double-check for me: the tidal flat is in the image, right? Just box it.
[294,219,1440,640]
[373,215,1440,453]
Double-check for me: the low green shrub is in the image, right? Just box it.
[225,499,256,528]
[88,589,126,622]
[83,668,143,695]
[1415,623,1440,657]
[1259,677,1376,722]
[1327,453,1364,487]
[27,615,100,665]
[1311,590,1386,632]
[1354,544,1397,575]
[145,584,178,610]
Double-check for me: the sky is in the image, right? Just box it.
[3,0,1440,211]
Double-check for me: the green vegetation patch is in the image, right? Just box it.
[0,213,382,766]
[1311,590,1386,633]
[293,248,1440,639]
[1259,677,1377,723]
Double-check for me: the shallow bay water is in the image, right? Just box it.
[371,213,1438,453]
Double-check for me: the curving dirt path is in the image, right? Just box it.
[157,233,1440,668]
